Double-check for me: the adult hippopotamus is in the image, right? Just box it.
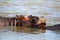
[28,15,46,28]
[15,15,46,28]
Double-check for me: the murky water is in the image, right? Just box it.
[0,26,60,40]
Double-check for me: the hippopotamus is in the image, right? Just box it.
[14,15,46,28]
[15,15,22,26]
[37,16,46,28]
[15,15,30,27]
[28,15,46,28]
[28,15,39,28]
[20,15,31,27]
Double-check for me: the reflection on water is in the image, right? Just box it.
[0,26,60,40]
[0,26,46,33]
[13,27,46,33]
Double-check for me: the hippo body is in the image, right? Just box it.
[12,15,46,28]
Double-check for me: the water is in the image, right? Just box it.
[0,26,60,40]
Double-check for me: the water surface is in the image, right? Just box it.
[0,26,60,40]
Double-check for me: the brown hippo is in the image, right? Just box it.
[37,16,46,29]
[14,15,46,29]
[28,15,46,28]
[30,16,39,28]
[28,15,39,28]
[14,15,30,27]
[15,15,22,26]
[21,15,31,27]
[21,15,41,28]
